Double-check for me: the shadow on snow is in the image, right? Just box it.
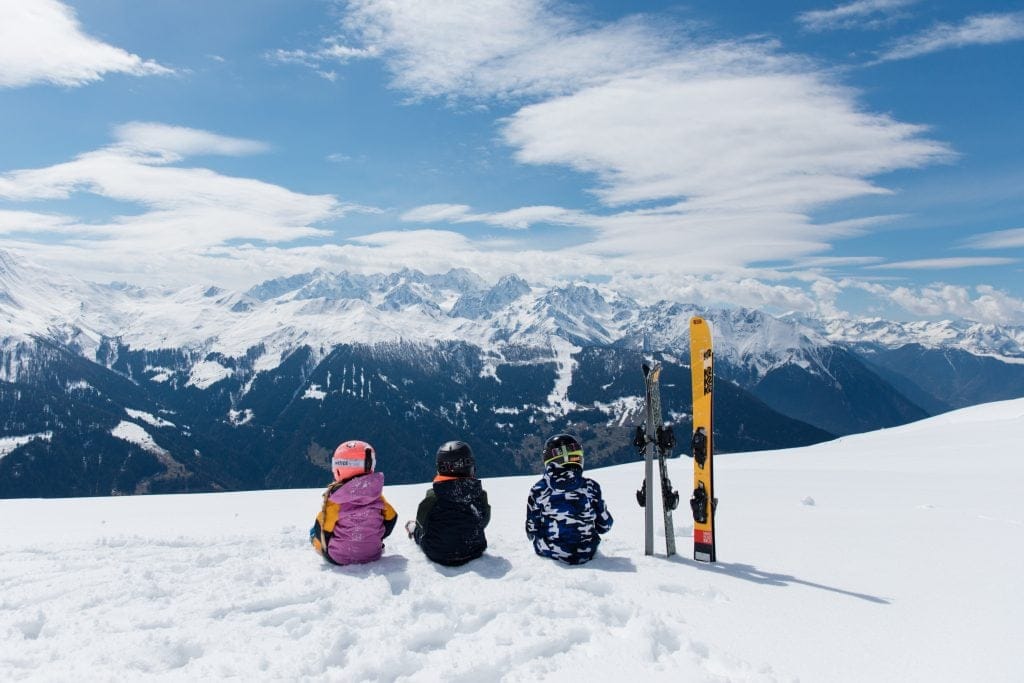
[669,556,891,604]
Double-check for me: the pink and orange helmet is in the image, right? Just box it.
[332,440,376,482]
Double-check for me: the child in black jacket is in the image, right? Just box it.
[406,441,490,567]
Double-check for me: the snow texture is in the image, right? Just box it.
[110,421,168,456]
[2,399,1023,681]
[186,360,233,389]
[302,384,327,400]
[228,409,254,426]
[125,409,176,429]
[0,432,51,461]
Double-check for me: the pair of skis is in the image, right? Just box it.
[635,316,717,562]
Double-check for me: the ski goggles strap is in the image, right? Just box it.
[544,446,583,466]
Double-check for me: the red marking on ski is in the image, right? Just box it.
[695,529,713,544]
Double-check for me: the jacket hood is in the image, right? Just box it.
[543,464,584,490]
[433,476,484,503]
[329,472,384,506]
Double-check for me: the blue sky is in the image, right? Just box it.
[0,0,1022,323]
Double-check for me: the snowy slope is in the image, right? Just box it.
[2,400,1022,681]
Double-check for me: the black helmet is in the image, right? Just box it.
[436,440,475,477]
[543,434,583,468]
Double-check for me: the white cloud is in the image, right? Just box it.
[834,279,1024,323]
[502,66,947,208]
[348,228,473,251]
[964,227,1024,250]
[868,257,1018,270]
[295,1,951,274]
[396,199,906,274]
[630,274,822,312]
[876,12,1024,62]
[786,255,887,269]
[879,283,1024,322]
[0,210,76,234]
[401,203,583,230]
[0,0,172,88]
[334,0,646,100]
[401,204,474,223]
[0,123,348,258]
[270,43,379,69]
[112,122,270,159]
[797,0,918,32]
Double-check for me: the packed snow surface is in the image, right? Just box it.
[2,400,1022,681]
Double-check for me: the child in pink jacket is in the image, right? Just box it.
[310,440,397,565]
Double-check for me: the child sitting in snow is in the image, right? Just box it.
[525,433,613,565]
[310,440,397,565]
[406,440,491,566]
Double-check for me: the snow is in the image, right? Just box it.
[2,399,1023,681]
[144,365,174,383]
[228,409,254,426]
[125,409,176,429]
[186,360,233,389]
[544,337,580,415]
[302,384,327,400]
[493,407,521,415]
[592,396,644,426]
[110,421,168,456]
[0,432,51,460]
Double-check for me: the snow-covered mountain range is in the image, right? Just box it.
[5,249,1022,379]
[2,247,1023,498]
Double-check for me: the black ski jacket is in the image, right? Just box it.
[413,477,490,566]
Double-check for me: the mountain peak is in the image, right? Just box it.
[449,273,532,320]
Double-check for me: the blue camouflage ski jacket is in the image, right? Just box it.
[525,464,613,565]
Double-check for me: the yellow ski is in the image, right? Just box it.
[689,317,717,562]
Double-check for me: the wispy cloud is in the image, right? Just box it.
[875,12,1024,62]
[401,203,584,230]
[501,68,948,208]
[797,0,918,32]
[784,255,887,269]
[0,210,76,234]
[270,44,379,67]
[287,0,951,274]
[964,227,1024,250]
[0,123,352,257]
[868,257,1018,270]
[112,122,270,159]
[268,43,378,83]
[0,0,172,88]
[291,1,677,100]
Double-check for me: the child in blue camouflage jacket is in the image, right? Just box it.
[525,433,613,565]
